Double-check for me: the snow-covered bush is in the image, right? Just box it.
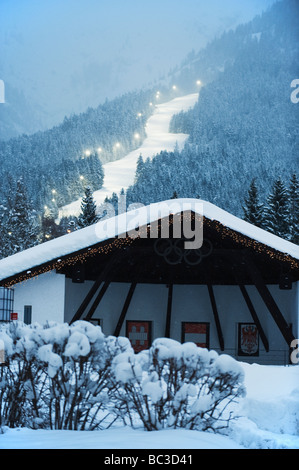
[0,322,47,428]
[111,338,246,432]
[0,320,132,430]
[35,321,130,430]
[0,322,245,433]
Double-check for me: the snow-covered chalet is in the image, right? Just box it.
[0,199,298,365]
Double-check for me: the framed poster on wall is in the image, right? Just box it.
[181,322,210,348]
[238,323,259,356]
[126,321,152,353]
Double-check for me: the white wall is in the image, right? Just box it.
[63,278,298,364]
[13,272,296,365]
[13,271,65,324]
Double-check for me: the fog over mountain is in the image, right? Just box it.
[0,0,276,139]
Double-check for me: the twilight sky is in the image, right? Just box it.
[0,0,277,128]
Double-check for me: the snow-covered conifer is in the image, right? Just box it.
[77,186,98,228]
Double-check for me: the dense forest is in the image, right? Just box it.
[0,0,298,259]
[123,0,298,218]
[0,88,157,211]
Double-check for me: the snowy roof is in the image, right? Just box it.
[0,198,298,285]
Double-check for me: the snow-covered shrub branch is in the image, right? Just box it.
[111,338,246,432]
[0,322,245,433]
[0,321,132,430]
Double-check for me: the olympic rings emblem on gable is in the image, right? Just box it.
[154,238,213,266]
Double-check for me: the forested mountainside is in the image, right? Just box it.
[0,89,156,210]
[124,0,298,218]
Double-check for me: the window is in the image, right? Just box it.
[24,305,32,325]
[182,322,210,348]
[0,287,14,322]
[238,323,259,356]
[89,318,102,327]
[126,321,152,353]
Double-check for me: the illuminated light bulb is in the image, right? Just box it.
[52,189,56,194]
[84,150,91,157]
[149,102,153,106]
[172,85,177,90]
[137,112,142,117]
[80,175,84,180]
[97,147,102,152]
[134,133,140,139]
[115,142,121,148]
[196,80,201,85]
[52,199,56,203]
[44,205,48,210]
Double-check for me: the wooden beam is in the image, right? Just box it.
[165,284,173,338]
[113,283,137,337]
[207,284,224,351]
[239,284,269,352]
[245,255,295,346]
[69,252,120,324]
[70,276,105,324]
[84,280,110,321]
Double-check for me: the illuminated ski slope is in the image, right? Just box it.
[58,93,199,218]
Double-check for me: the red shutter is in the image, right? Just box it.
[127,321,151,353]
[183,322,209,348]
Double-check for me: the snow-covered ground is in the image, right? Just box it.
[58,93,199,219]
[1,362,298,449]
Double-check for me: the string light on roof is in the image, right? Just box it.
[80,175,84,180]
[196,80,201,86]
[2,212,298,288]
[84,150,91,157]
[3,236,135,288]
[97,147,102,153]
[172,85,177,90]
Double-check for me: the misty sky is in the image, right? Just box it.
[1,0,277,127]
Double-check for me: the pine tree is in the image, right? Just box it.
[288,173,299,244]
[242,179,264,228]
[263,177,290,239]
[77,186,98,228]
[40,206,62,242]
[2,178,40,257]
[134,155,145,183]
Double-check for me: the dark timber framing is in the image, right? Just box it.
[84,280,110,322]
[113,282,137,337]
[207,284,225,351]
[245,254,295,346]
[165,284,173,338]
[69,251,120,324]
[239,284,269,352]
[70,274,105,324]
